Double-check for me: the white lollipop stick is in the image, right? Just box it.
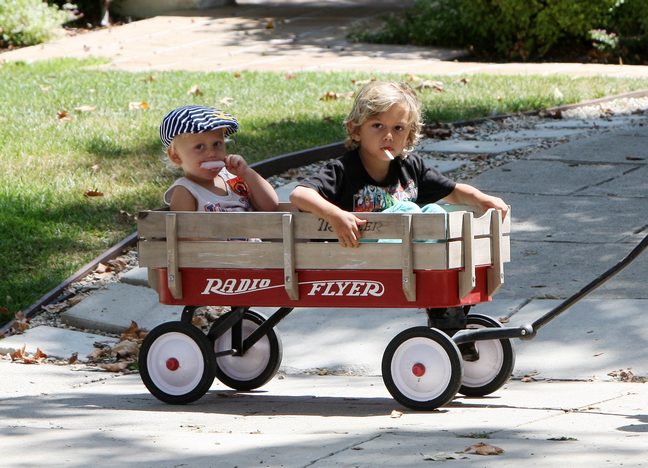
[384,149,394,160]
[200,160,225,170]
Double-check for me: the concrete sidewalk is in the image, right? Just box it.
[1,361,646,467]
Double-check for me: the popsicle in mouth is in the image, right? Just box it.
[200,160,225,170]
[383,149,395,160]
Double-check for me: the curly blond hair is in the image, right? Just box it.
[343,81,422,157]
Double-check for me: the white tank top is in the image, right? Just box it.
[164,170,252,212]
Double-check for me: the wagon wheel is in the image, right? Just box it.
[458,313,516,397]
[211,309,283,391]
[139,321,216,404]
[382,327,463,410]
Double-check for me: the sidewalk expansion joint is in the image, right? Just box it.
[303,433,382,467]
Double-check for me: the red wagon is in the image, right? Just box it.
[137,204,513,410]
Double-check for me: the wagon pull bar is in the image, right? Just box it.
[454,234,648,345]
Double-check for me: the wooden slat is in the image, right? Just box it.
[139,240,452,270]
[458,211,476,298]
[401,214,416,301]
[165,213,182,299]
[138,211,286,239]
[282,213,298,300]
[138,211,449,242]
[487,209,504,296]
[139,235,509,271]
[447,208,511,239]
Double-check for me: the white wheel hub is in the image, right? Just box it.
[462,324,504,387]
[146,332,205,396]
[215,319,270,380]
[390,337,453,401]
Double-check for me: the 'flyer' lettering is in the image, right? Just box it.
[306,280,384,297]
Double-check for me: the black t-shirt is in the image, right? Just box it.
[297,149,456,212]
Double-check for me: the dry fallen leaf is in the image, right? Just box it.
[320,91,354,101]
[87,347,111,362]
[9,344,26,361]
[12,312,30,333]
[68,352,78,364]
[74,105,96,113]
[98,361,132,372]
[608,368,647,383]
[57,110,72,121]
[423,452,464,461]
[34,348,48,360]
[120,321,140,340]
[351,78,375,86]
[416,80,444,92]
[464,442,504,456]
[111,340,140,359]
[192,315,209,328]
[187,84,203,96]
[84,189,104,197]
[41,302,68,313]
[128,101,149,111]
[120,321,148,341]
[265,19,275,29]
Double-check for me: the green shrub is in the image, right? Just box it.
[353,0,641,61]
[0,0,70,48]
[607,0,648,61]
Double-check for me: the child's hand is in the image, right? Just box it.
[480,195,509,219]
[224,154,249,177]
[326,208,368,248]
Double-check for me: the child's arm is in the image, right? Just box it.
[169,186,198,211]
[226,154,279,211]
[290,186,367,248]
[443,183,509,218]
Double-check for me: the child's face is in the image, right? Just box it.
[349,103,410,161]
[167,129,227,182]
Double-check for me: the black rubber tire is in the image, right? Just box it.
[458,313,515,397]
[212,309,283,391]
[382,326,463,410]
[139,321,216,404]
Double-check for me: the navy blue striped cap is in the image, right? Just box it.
[160,105,239,148]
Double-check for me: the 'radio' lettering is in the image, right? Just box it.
[202,278,271,295]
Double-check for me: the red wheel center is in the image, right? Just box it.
[166,357,180,371]
[412,362,426,377]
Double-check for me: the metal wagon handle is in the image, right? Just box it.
[454,234,648,345]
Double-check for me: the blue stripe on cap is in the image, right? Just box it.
[159,105,239,147]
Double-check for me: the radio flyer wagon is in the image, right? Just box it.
[136,205,647,410]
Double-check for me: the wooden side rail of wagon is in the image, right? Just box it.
[136,205,510,308]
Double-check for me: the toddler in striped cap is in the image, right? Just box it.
[160,105,278,213]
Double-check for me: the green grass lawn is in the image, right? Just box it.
[2,57,648,323]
